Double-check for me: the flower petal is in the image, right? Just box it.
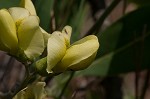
[68,52,97,70]
[39,27,51,47]
[18,16,44,59]
[13,82,46,99]
[8,7,30,23]
[20,0,36,15]
[47,31,66,73]
[0,9,18,53]
[54,35,99,72]
[61,26,72,47]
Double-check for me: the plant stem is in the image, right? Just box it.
[84,0,121,37]
[140,70,150,99]
[58,71,75,99]
[139,25,148,99]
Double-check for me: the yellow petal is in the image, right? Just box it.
[61,26,72,47]
[20,0,36,15]
[69,52,97,70]
[47,31,66,73]
[0,9,18,53]
[18,16,44,59]
[54,35,99,72]
[13,82,46,99]
[39,27,51,47]
[8,7,30,23]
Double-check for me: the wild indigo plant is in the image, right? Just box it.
[0,0,99,98]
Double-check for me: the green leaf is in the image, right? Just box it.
[77,6,150,76]
[34,0,54,32]
[68,0,88,42]
[46,72,72,98]
[0,0,20,9]
[53,0,87,42]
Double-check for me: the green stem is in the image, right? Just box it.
[58,71,75,99]
[84,0,121,37]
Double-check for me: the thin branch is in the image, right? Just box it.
[84,0,121,37]
[122,0,127,14]
[140,70,150,99]
[135,25,147,99]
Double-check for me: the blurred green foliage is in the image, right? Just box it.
[79,5,150,76]
[0,0,20,8]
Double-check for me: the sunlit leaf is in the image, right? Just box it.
[0,0,20,9]
[34,0,54,32]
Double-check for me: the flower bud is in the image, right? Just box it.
[53,35,99,72]
[20,0,36,15]
[8,7,46,59]
[39,27,51,47]
[35,57,48,76]
[61,26,72,47]
[17,16,44,59]
[0,9,18,53]
[8,7,30,23]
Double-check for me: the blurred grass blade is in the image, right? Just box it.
[34,0,54,32]
[53,0,87,42]
[69,0,87,42]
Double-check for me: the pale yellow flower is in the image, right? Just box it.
[20,0,37,15]
[0,9,18,54]
[36,26,99,75]
[0,0,50,60]
[53,35,99,73]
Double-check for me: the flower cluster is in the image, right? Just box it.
[36,26,99,75]
[0,0,99,75]
[0,0,50,60]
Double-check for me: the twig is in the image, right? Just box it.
[122,0,127,14]
[134,25,147,99]
[140,70,150,99]
[84,0,121,37]
[139,25,148,99]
